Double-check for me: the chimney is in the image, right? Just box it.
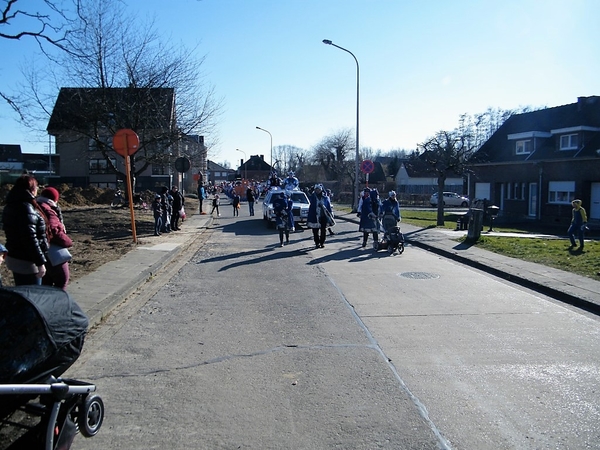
[260,155,264,160]
[240,159,244,166]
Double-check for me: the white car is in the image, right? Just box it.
[262,188,310,227]
[430,192,470,207]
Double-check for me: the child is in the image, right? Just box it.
[152,194,163,236]
[211,193,220,216]
[232,194,241,217]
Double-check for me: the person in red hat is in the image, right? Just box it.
[37,186,73,289]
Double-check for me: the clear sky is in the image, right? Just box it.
[1,0,599,169]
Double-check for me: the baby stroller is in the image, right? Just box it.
[0,286,104,450]
[376,213,405,255]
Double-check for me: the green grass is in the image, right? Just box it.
[399,209,600,280]
[334,205,600,279]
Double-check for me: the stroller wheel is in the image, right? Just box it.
[78,395,104,437]
[397,243,405,255]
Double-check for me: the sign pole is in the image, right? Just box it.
[122,135,137,243]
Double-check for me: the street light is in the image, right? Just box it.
[255,126,273,169]
[322,39,360,211]
[236,148,247,180]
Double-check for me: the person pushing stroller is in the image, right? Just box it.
[377,190,405,254]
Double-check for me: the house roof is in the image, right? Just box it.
[401,160,462,178]
[47,87,176,134]
[0,144,23,162]
[241,155,271,172]
[207,160,231,171]
[475,96,600,163]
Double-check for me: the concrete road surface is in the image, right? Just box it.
[70,216,600,449]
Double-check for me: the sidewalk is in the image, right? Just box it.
[70,210,600,329]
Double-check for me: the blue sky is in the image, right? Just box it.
[1,0,599,169]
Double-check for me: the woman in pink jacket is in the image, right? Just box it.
[37,187,73,289]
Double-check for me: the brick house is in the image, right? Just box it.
[46,87,205,193]
[469,96,600,226]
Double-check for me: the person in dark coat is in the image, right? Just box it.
[170,185,185,230]
[307,184,334,249]
[152,194,163,236]
[358,188,381,249]
[2,175,49,285]
[246,187,255,216]
[273,191,294,246]
[37,187,73,290]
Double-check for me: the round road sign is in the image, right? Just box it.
[112,129,140,157]
[360,159,374,174]
[174,157,191,173]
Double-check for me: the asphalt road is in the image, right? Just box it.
[69,216,600,449]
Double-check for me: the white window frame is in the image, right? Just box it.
[548,181,575,204]
[559,134,578,150]
[515,140,532,155]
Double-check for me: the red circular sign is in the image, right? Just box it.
[360,159,374,174]
[112,129,140,156]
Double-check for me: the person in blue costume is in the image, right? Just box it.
[282,171,299,191]
[273,191,295,247]
[380,190,401,221]
[358,188,381,249]
[307,184,334,249]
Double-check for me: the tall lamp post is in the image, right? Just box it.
[322,39,360,211]
[256,126,273,169]
[236,148,247,180]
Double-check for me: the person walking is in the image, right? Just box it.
[273,191,294,246]
[37,187,73,290]
[160,186,172,233]
[307,184,334,249]
[232,193,241,216]
[246,186,255,216]
[567,199,588,250]
[170,185,184,230]
[358,188,381,249]
[1,174,48,285]
[211,193,221,216]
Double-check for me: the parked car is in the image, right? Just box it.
[262,188,310,227]
[430,192,470,207]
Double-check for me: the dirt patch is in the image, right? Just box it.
[0,186,199,288]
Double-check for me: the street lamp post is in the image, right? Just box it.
[322,39,360,211]
[255,126,273,169]
[236,148,247,180]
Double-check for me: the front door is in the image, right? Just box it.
[528,183,537,218]
[590,182,600,220]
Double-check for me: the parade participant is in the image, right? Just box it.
[282,171,299,191]
[358,188,381,249]
[160,186,172,233]
[272,191,295,247]
[197,182,206,214]
[380,190,401,222]
[267,171,281,189]
[567,199,588,250]
[307,184,334,249]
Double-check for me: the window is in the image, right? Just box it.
[89,158,116,174]
[515,140,532,154]
[559,134,578,150]
[548,181,575,204]
[152,164,169,175]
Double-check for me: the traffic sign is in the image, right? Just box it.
[112,129,139,157]
[174,157,191,173]
[360,159,374,174]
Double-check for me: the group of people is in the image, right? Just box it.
[1,174,72,289]
[357,188,401,249]
[151,185,186,236]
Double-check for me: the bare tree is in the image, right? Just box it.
[417,130,476,226]
[1,0,77,115]
[310,128,354,182]
[272,145,305,175]
[16,0,222,186]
